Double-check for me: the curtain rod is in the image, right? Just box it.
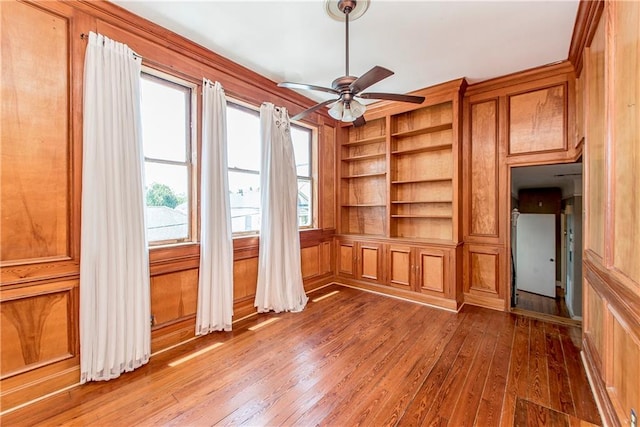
[80,33,143,60]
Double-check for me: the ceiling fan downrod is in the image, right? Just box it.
[338,0,357,78]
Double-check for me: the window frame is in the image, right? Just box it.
[140,68,197,247]
[225,99,317,236]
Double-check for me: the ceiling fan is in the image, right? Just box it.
[278,0,425,126]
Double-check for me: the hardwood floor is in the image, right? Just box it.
[0,285,601,426]
[516,288,572,319]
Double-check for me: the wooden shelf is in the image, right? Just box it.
[391,143,452,156]
[342,204,386,207]
[391,123,452,138]
[342,135,386,146]
[391,215,452,219]
[392,177,452,184]
[343,172,386,179]
[342,153,386,162]
[392,200,452,204]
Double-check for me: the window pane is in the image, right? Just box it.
[141,76,187,162]
[227,105,260,171]
[291,125,311,177]
[229,170,261,233]
[298,178,312,227]
[145,162,189,242]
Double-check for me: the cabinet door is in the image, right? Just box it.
[415,248,448,295]
[337,240,356,278]
[357,242,383,283]
[387,244,412,290]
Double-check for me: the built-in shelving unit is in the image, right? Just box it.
[390,102,454,241]
[339,117,387,236]
[337,94,459,242]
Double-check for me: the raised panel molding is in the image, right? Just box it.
[301,245,320,279]
[1,0,71,264]
[150,269,198,327]
[0,280,77,379]
[468,99,499,238]
[388,245,411,289]
[337,241,355,278]
[418,252,445,293]
[508,84,567,155]
[463,244,504,311]
[359,244,382,282]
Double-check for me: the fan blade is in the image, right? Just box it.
[278,82,339,95]
[349,66,394,94]
[291,99,338,121]
[359,92,425,104]
[353,116,367,128]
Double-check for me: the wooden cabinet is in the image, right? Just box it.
[386,244,449,297]
[337,236,459,310]
[336,238,383,283]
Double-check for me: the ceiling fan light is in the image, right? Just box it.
[342,106,356,122]
[350,99,366,118]
[328,101,344,120]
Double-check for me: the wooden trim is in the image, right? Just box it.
[334,280,460,312]
[465,61,574,97]
[462,292,505,311]
[362,78,468,121]
[582,337,621,427]
[568,0,605,77]
[584,258,640,342]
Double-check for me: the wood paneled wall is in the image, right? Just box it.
[0,0,336,412]
[462,62,581,311]
[573,1,640,426]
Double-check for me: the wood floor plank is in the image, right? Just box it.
[474,312,516,426]
[546,331,576,416]
[560,334,602,425]
[500,315,531,427]
[528,319,551,407]
[0,285,603,427]
[514,397,570,427]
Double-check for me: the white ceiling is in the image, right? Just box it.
[111,0,580,106]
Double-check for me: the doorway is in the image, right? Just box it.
[509,161,583,321]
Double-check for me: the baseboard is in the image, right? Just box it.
[582,338,620,427]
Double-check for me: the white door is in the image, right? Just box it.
[516,213,556,297]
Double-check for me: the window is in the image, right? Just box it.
[226,102,314,234]
[140,72,195,245]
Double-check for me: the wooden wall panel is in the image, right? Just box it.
[233,257,258,301]
[584,279,604,371]
[0,281,76,378]
[610,314,640,423]
[470,252,498,295]
[150,269,198,326]
[301,245,320,279]
[1,1,70,263]
[321,124,336,230]
[585,18,606,258]
[469,100,499,237]
[611,0,640,288]
[508,84,566,155]
[321,241,332,275]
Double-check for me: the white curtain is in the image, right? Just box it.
[80,32,150,383]
[196,80,234,333]
[254,103,308,313]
